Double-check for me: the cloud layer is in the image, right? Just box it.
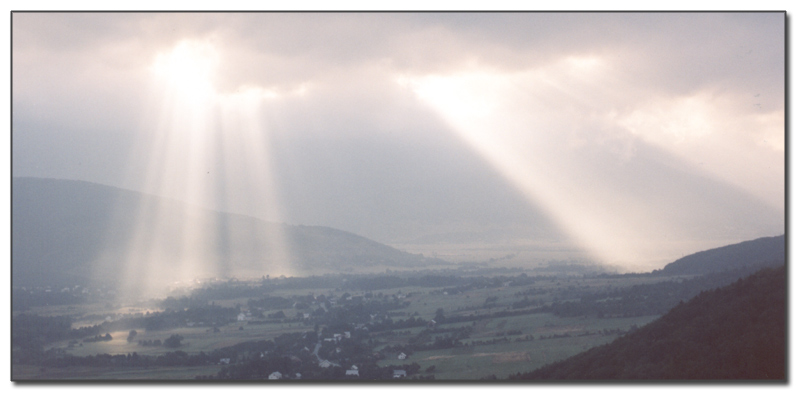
[12,12,785,270]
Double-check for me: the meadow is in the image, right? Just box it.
[17,267,678,380]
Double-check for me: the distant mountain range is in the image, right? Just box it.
[11,177,447,288]
[11,177,786,291]
[512,265,786,380]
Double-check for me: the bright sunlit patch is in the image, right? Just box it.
[151,39,219,101]
[400,73,502,121]
[218,86,280,107]
[564,55,603,72]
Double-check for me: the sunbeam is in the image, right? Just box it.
[216,87,296,279]
[110,39,297,301]
[400,60,783,270]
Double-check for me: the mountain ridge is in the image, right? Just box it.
[652,235,785,276]
[12,177,448,288]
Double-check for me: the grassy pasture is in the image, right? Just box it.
[22,270,683,380]
[376,312,659,380]
[48,321,313,357]
[45,273,662,362]
[378,334,620,380]
[466,313,660,339]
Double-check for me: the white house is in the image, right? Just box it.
[393,370,407,378]
[345,369,359,377]
[268,371,282,380]
[398,352,407,360]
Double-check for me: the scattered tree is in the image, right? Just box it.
[164,334,184,348]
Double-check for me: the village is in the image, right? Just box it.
[14,268,673,380]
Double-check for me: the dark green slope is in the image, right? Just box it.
[653,235,785,276]
[12,177,446,287]
[12,178,151,286]
[512,266,786,380]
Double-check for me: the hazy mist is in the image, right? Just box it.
[12,13,785,280]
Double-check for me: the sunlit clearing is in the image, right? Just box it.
[110,39,296,302]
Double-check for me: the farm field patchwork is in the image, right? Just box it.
[13,265,753,381]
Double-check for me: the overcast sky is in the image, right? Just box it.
[11,12,785,270]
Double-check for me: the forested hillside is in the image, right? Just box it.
[12,177,446,287]
[652,235,784,276]
[511,265,786,380]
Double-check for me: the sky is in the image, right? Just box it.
[10,11,786,271]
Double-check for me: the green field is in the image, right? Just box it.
[17,268,682,380]
[377,312,658,380]
[379,335,617,380]
[47,321,314,356]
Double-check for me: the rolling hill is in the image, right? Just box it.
[652,235,785,276]
[11,177,447,288]
[511,265,786,380]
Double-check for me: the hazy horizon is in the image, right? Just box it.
[12,12,785,278]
